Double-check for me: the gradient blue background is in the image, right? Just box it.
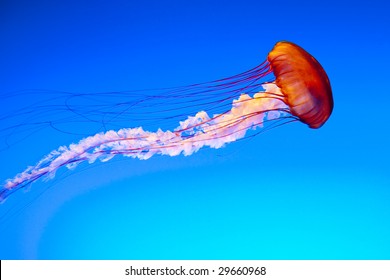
[0,0,389,259]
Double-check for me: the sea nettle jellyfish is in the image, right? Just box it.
[0,41,333,202]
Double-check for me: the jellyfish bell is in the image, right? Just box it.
[267,41,333,129]
[0,41,333,203]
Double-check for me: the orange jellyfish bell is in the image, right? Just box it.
[267,41,333,128]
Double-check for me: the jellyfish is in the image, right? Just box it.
[0,41,333,202]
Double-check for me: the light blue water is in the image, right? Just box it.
[0,0,389,259]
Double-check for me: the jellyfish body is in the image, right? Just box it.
[0,41,333,202]
[268,41,333,128]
